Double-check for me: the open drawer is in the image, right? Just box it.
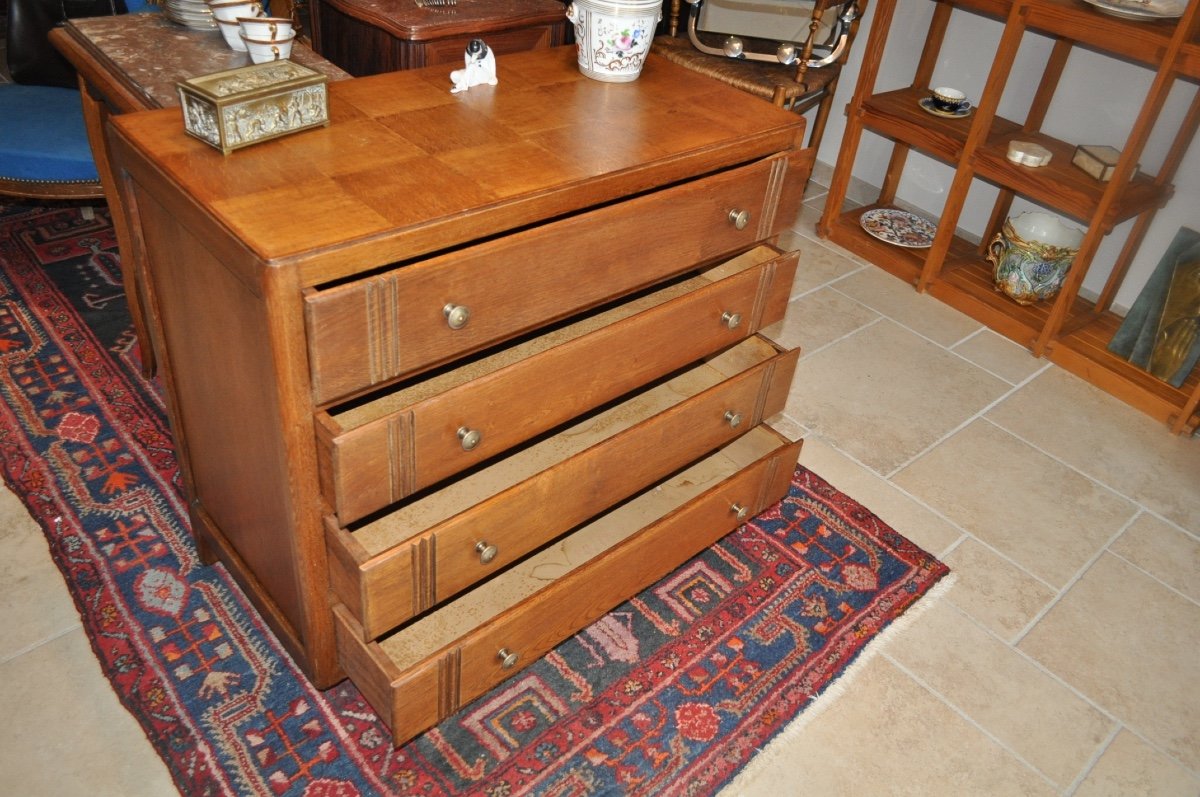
[304,151,809,405]
[333,425,802,744]
[326,334,799,638]
[314,245,798,525]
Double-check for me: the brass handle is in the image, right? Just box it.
[457,426,481,451]
[475,541,498,564]
[443,303,471,330]
[728,209,750,230]
[721,311,742,329]
[731,502,749,520]
[498,648,519,669]
[724,410,743,428]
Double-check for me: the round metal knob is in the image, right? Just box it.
[722,36,744,58]
[443,303,471,330]
[731,503,749,520]
[776,42,797,64]
[457,426,481,451]
[724,410,743,428]
[720,311,742,329]
[475,541,498,564]
[728,208,750,230]
[498,648,519,669]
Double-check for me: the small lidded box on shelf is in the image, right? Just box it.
[1071,144,1123,181]
[177,60,329,154]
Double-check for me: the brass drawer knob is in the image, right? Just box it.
[721,311,742,329]
[498,648,519,669]
[457,426,482,451]
[475,541,498,564]
[724,410,743,428]
[731,502,749,520]
[728,208,751,230]
[443,303,471,330]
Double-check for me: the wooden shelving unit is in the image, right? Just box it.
[818,0,1200,434]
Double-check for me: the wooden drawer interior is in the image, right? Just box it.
[334,425,802,743]
[314,245,798,524]
[304,153,799,405]
[326,333,799,638]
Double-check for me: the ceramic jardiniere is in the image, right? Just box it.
[987,211,1084,305]
[566,0,662,82]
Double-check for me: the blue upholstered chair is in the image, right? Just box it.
[0,0,158,200]
[0,84,104,199]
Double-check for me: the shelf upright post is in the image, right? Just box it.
[1081,67,1200,326]
[876,0,955,208]
[1033,0,1197,358]
[915,0,1028,293]
[980,36,1073,257]
[817,0,900,238]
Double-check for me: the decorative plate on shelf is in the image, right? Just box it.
[1079,0,1183,19]
[918,97,973,119]
[859,208,938,248]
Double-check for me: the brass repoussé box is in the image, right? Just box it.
[177,60,329,154]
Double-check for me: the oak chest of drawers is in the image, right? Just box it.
[108,47,812,745]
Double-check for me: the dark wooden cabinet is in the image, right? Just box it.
[310,0,568,75]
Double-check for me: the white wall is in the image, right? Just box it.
[812,0,1199,312]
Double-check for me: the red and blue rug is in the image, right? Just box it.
[0,201,949,796]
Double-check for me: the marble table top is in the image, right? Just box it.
[64,14,350,109]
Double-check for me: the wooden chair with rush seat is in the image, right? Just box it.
[653,0,863,151]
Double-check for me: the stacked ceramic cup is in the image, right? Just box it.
[208,0,263,51]
[239,15,297,63]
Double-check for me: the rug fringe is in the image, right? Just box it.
[720,572,958,793]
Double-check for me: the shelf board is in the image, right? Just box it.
[860,88,1170,228]
[906,240,1199,432]
[976,131,1168,227]
[930,254,1052,346]
[1021,0,1192,76]
[860,88,1023,165]
[936,0,1200,81]
[1052,311,1200,433]
[824,204,927,285]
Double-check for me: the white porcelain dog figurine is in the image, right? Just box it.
[450,39,498,94]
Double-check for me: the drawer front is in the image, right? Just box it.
[327,338,799,639]
[333,430,803,744]
[317,249,799,525]
[305,151,802,405]
[419,25,562,68]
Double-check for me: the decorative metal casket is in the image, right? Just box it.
[177,60,329,154]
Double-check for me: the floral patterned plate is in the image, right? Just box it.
[859,208,938,248]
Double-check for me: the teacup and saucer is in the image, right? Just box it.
[919,86,972,118]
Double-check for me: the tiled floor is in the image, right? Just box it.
[1,171,1197,795]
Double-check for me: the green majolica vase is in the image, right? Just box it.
[988,211,1084,305]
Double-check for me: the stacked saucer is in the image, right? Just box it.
[164,0,218,29]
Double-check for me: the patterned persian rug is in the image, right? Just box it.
[0,201,949,796]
